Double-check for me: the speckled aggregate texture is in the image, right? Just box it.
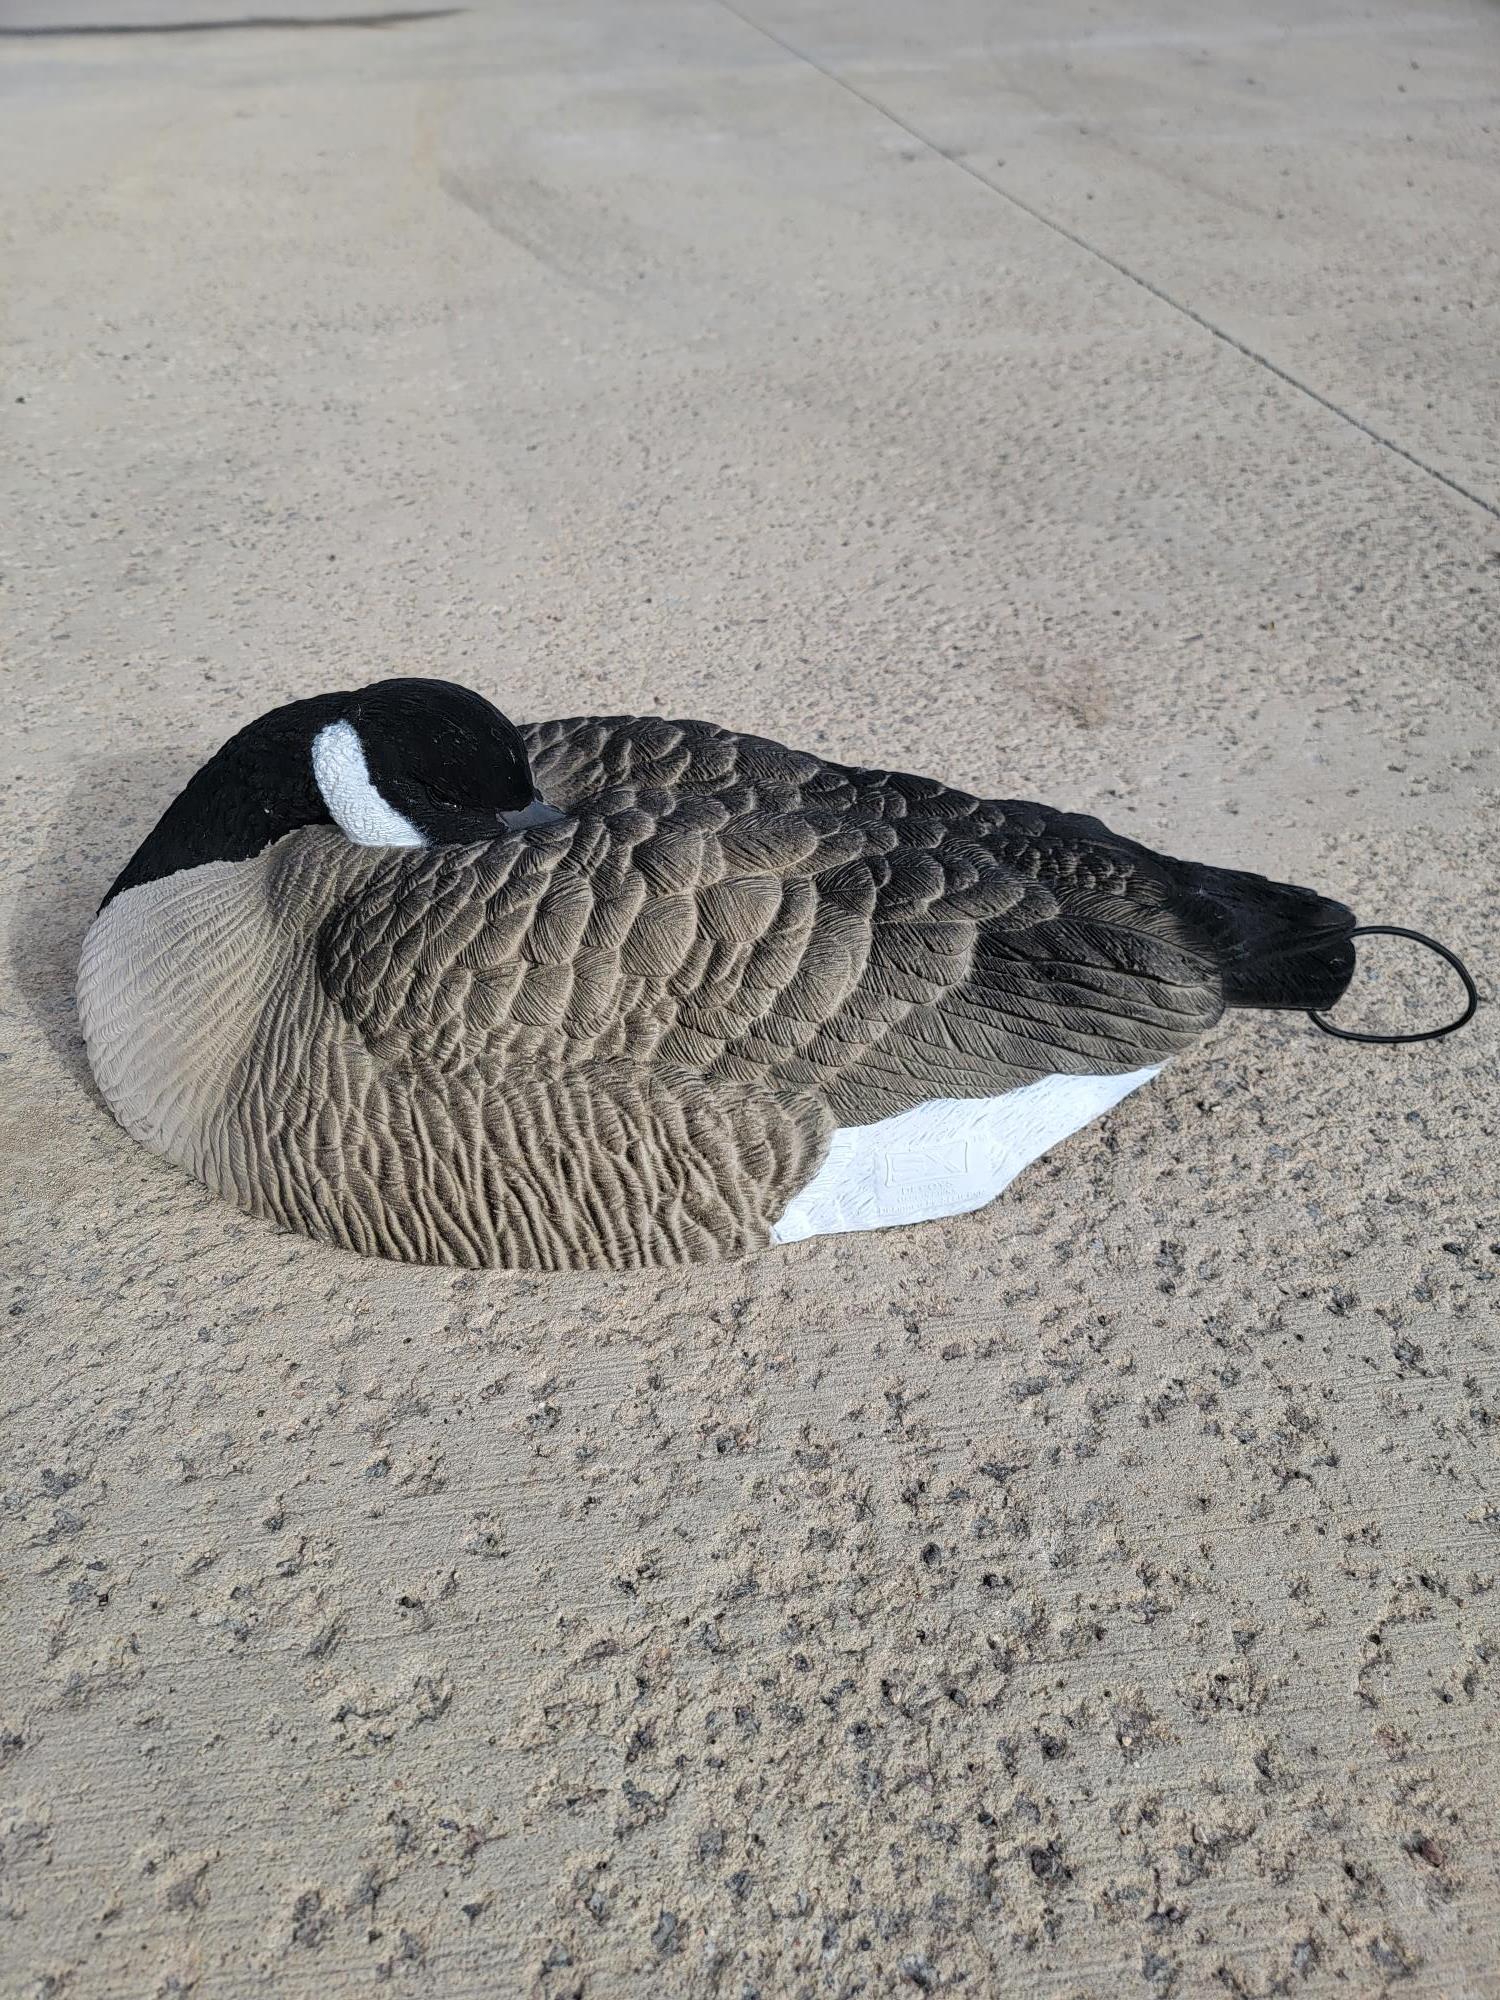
[3,0,1499,1994]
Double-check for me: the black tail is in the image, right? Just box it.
[1177,861,1357,1012]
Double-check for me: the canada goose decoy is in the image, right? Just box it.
[77,679,1476,1271]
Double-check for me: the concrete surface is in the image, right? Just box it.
[3,1,1499,1994]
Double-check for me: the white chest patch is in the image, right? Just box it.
[312,719,426,848]
[771,1066,1163,1244]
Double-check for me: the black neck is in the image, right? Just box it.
[100,695,341,911]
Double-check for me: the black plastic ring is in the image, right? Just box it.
[1308,925,1479,1044]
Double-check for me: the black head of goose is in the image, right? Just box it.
[77,679,1473,1270]
[98,676,562,912]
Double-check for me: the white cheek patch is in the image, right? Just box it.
[312,720,427,848]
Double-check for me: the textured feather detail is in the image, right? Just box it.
[1172,861,1356,1010]
[82,836,833,1269]
[314,735,1223,1138]
[81,712,1355,1269]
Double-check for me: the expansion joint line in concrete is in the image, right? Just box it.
[716,0,1500,527]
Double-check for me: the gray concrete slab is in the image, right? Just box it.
[741,0,1500,505]
[3,3,1498,1996]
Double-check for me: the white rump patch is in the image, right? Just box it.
[771,1066,1163,1244]
[312,720,426,848]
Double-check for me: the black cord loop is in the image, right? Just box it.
[1308,925,1478,1044]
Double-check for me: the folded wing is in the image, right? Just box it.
[315,733,1229,1127]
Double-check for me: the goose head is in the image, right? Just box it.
[100,676,562,911]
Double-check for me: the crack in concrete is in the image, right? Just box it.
[0,8,462,37]
[717,0,1500,526]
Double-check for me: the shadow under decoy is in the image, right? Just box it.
[10,749,198,1095]
[0,8,462,37]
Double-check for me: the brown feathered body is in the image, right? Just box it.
[78,715,1355,1268]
